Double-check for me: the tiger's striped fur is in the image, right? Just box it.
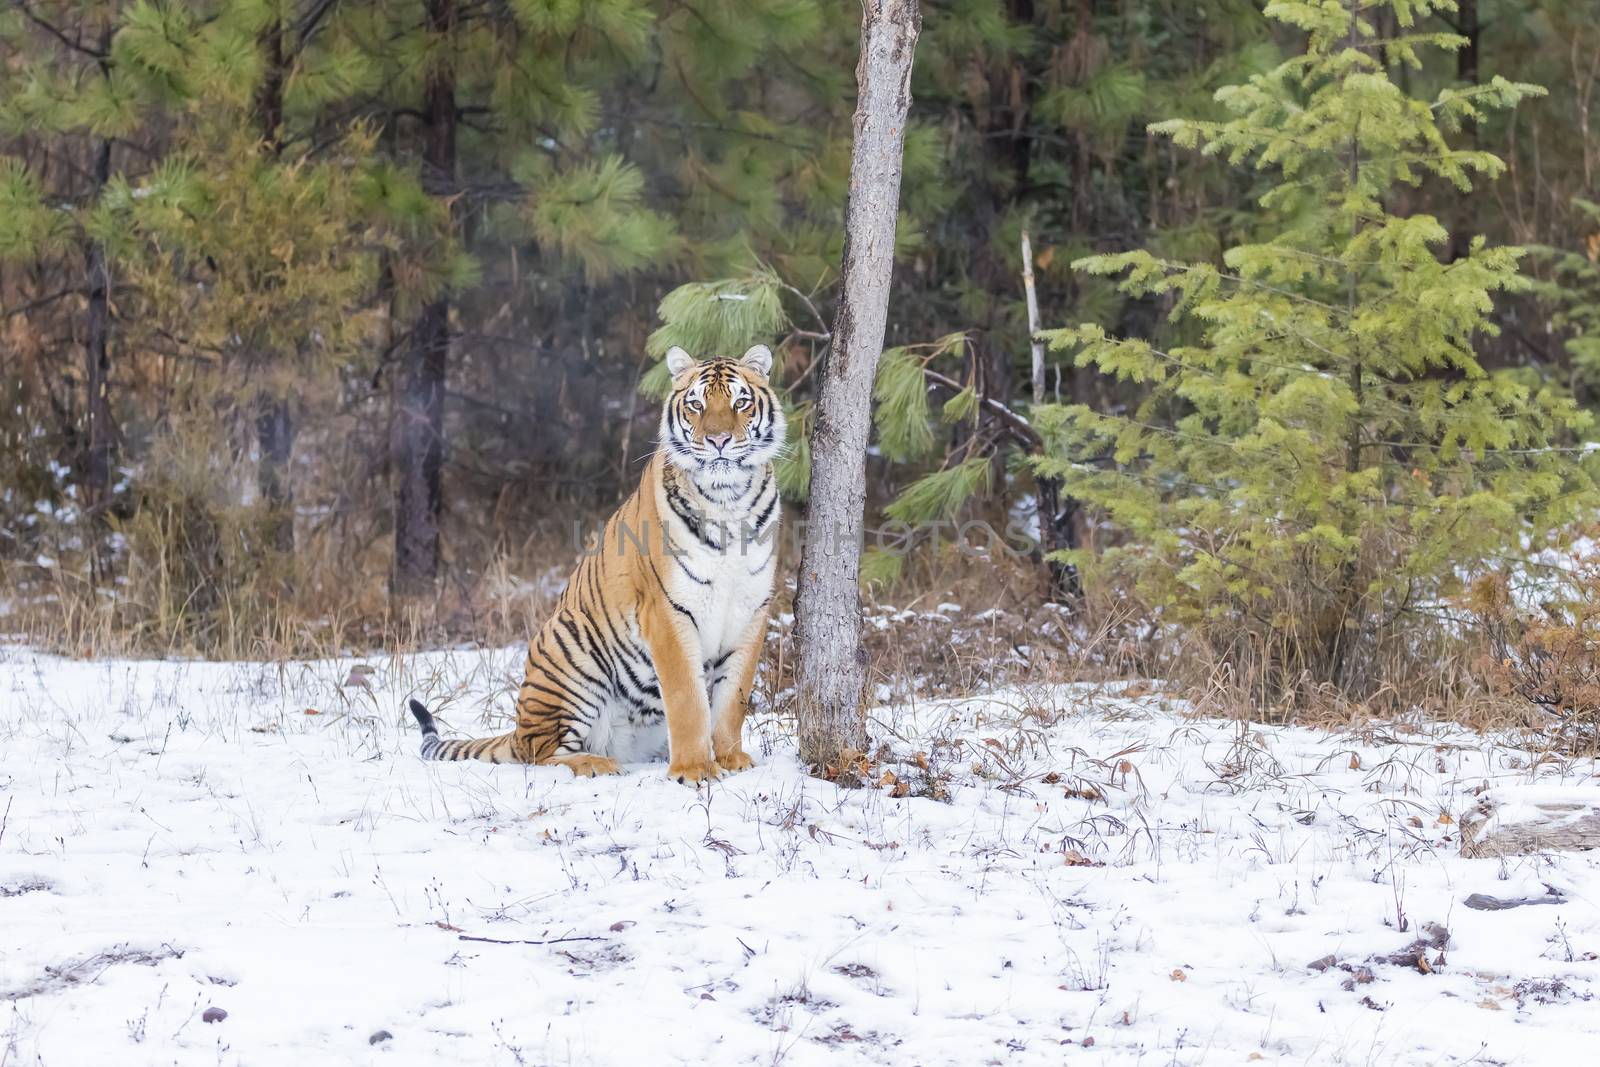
[408,344,785,783]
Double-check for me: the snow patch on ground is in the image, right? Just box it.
[2,648,1598,1065]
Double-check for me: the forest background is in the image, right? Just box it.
[4,0,1600,725]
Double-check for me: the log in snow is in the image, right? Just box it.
[1460,786,1600,857]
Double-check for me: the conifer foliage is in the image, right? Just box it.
[1037,0,1599,699]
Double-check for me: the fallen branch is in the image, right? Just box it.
[1460,787,1600,857]
[457,933,607,947]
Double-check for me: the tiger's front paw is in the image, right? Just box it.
[715,749,755,774]
[667,760,722,786]
[561,754,622,777]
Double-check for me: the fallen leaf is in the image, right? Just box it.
[1169,968,1187,982]
[1348,753,1361,770]
[303,708,322,716]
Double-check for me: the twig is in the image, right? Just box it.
[457,933,607,946]
[922,367,1041,450]
[2,288,83,321]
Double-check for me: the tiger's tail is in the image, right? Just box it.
[408,699,520,763]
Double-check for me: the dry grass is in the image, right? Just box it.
[0,502,585,661]
[5,481,1588,757]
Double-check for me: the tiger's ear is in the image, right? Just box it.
[665,346,696,377]
[740,344,773,377]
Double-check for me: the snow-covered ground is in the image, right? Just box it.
[2,647,1598,1066]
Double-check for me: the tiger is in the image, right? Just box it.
[407,343,785,784]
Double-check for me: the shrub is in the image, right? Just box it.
[1038,0,1600,704]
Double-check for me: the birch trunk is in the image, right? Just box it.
[793,0,921,770]
[1020,231,1078,598]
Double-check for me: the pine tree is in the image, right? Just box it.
[110,2,376,561]
[313,0,710,598]
[1037,0,1598,699]
[0,1,136,573]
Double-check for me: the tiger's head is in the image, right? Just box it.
[659,344,786,486]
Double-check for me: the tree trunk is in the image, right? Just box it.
[793,0,920,771]
[82,134,114,580]
[391,0,457,600]
[253,16,294,557]
[256,396,295,555]
[254,17,285,154]
[1446,0,1480,263]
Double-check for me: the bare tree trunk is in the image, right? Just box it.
[1020,231,1079,599]
[793,0,920,772]
[253,15,295,558]
[392,0,457,600]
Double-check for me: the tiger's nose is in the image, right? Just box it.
[706,433,732,452]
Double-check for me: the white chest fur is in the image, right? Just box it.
[656,464,779,658]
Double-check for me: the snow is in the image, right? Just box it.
[3,647,1599,1065]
